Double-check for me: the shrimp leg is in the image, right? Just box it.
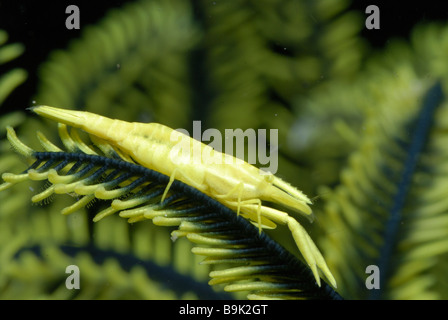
[286,217,336,288]
[241,203,336,288]
[213,182,266,233]
[214,182,244,215]
[161,167,207,203]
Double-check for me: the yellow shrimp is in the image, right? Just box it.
[30,105,336,288]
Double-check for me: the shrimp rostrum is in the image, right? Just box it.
[30,106,336,288]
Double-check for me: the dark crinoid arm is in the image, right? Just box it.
[0,125,341,300]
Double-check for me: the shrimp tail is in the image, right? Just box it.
[30,106,90,127]
[29,105,125,143]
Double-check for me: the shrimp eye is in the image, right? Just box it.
[263,173,274,183]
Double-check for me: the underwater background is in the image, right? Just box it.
[1,0,448,300]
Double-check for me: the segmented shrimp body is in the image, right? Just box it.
[31,106,336,288]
